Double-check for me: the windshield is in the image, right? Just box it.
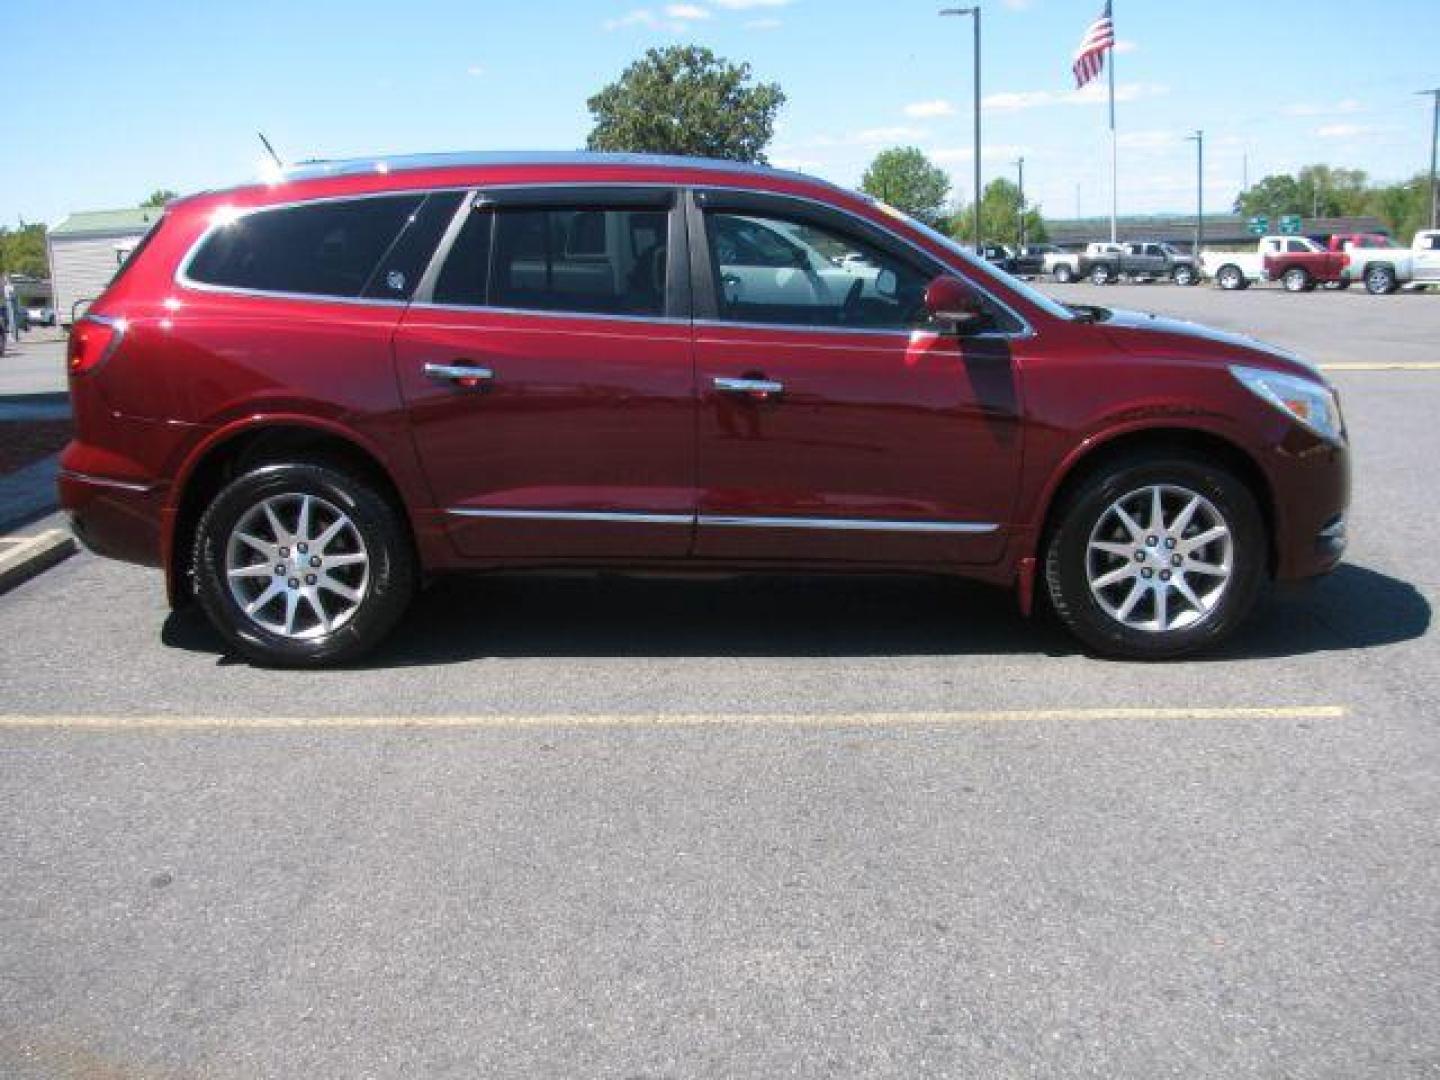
[860,197,1077,322]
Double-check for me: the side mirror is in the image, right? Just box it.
[923,274,989,333]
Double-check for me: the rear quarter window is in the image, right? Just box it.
[185,195,425,298]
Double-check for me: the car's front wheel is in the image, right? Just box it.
[1282,267,1312,293]
[1044,456,1265,659]
[1364,265,1398,295]
[1090,264,1113,285]
[1172,265,1198,286]
[1216,264,1247,291]
[192,462,416,666]
[1054,264,1075,283]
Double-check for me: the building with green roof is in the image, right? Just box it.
[47,206,165,325]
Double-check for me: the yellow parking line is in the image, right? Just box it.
[0,706,1346,731]
[1320,362,1440,371]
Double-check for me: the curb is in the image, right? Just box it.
[0,529,77,595]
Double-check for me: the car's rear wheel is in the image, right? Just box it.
[1216,264,1247,290]
[1364,265,1398,295]
[192,462,415,667]
[1054,264,1075,283]
[1090,264,1112,285]
[1282,267,1312,293]
[1044,456,1265,659]
[1172,265,1198,286]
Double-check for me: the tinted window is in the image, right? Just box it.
[188,195,423,298]
[433,205,668,316]
[704,210,932,330]
[1286,240,1308,253]
[362,192,463,300]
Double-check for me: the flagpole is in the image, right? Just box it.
[1107,3,1117,243]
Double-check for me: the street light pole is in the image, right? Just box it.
[1013,156,1025,247]
[1186,130,1204,256]
[1422,88,1440,229]
[941,6,982,249]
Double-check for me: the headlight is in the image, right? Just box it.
[1230,365,1344,443]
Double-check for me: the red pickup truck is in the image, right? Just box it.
[1261,237,1347,292]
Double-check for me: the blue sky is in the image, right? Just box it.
[6,0,1436,226]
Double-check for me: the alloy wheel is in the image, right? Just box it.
[1085,484,1233,634]
[225,492,371,639]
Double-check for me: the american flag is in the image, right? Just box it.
[1072,1,1115,89]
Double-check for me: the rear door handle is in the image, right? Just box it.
[714,376,785,396]
[424,362,494,387]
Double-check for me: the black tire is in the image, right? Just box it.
[192,462,416,667]
[1044,454,1266,660]
[1090,264,1113,285]
[1054,264,1075,284]
[1216,264,1248,291]
[1331,279,1351,290]
[1172,265,1198,286]
[1364,264,1398,295]
[1282,266,1311,293]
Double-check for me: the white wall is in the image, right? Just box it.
[48,233,143,325]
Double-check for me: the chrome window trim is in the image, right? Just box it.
[172,181,1041,338]
[408,301,692,328]
[445,507,999,534]
[59,469,155,494]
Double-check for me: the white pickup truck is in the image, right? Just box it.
[1200,236,1318,291]
[1343,230,1440,293]
[1045,242,1122,283]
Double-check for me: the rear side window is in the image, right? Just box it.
[186,195,423,298]
[432,206,669,317]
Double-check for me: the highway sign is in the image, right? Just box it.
[1279,214,1303,235]
[1247,215,1269,235]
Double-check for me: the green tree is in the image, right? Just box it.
[586,46,785,163]
[860,147,951,225]
[142,189,179,207]
[1365,173,1430,239]
[0,223,48,277]
[1234,173,1304,218]
[949,178,1046,246]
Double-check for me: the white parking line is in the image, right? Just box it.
[0,706,1346,731]
[1319,362,1440,371]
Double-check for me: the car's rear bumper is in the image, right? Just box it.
[57,461,167,569]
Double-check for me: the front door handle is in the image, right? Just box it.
[714,376,785,397]
[424,362,494,388]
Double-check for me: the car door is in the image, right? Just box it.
[687,189,1023,567]
[1414,233,1440,282]
[392,186,696,560]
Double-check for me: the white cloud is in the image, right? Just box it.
[1282,98,1363,118]
[1316,123,1373,139]
[664,3,710,19]
[743,16,781,28]
[982,82,1168,111]
[1116,129,1176,150]
[931,144,1028,163]
[604,8,659,30]
[848,126,930,146]
[465,65,485,77]
[1113,39,1138,54]
[712,0,790,7]
[904,99,956,119]
[1002,0,1032,9]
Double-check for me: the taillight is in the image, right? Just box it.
[1340,253,1350,268]
[67,316,127,376]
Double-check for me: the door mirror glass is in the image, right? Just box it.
[923,274,989,333]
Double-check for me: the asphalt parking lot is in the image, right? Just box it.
[2,286,1438,1077]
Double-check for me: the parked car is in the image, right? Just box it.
[1201,236,1296,290]
[1342,230,1440,294]
[975,243,1016,272]
[24,305,56,327]
[1261,238,1348,293]
[1010,243,1061,278]
[60,151,1350,665]
[1315,235,1392,290]
[1079,241,1201,286]
[1047,242,1122,283]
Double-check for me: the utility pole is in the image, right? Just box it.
[1186,130,1204,255]
[941,6,982,248]
[1422,88,1440,229]
[1013,156,1025,247]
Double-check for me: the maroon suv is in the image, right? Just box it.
[60,152,1349,665]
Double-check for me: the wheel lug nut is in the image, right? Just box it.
[298,543,308,554]
[1164,537,1176,549]
[1141,568,1154,579]
[310,556,321,567]
[1146,536,1158,546]
[1171,554,1182,567]
[305,574,317,586]
[288,578,299,589]
[279,546,289,557]
[275,564,286,575]
[1160,570,1171,582]
[1134,551,1145,562]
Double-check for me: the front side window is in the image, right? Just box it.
[432,205,668,317]
[704,210,931,330]
[187,195,424,298]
